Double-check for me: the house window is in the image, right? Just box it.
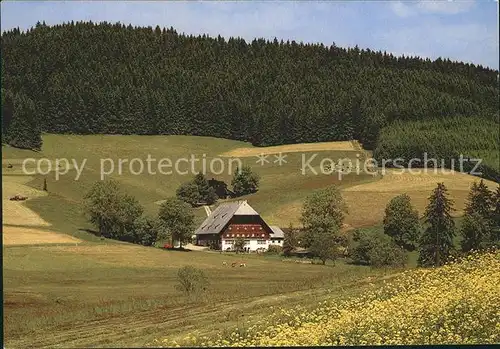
[251,234,255,237]
[261,234,265,237]
[229,226,232,230]
[259,227,262,230]
[225,240,234,244]
[236,234,240,237]
[244,240,250,245]
[257,240,266,245]
[271,240,275,243]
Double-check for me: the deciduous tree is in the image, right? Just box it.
[383,194,420,251]
[83,180,144,240]
[283,223,299,256]
[300,186,348,265]
[158,197,195,248]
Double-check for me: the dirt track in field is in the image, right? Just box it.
[4,272,400,349]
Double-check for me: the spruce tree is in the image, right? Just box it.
[193,173,217,205]
[1,21,498,182]
[5,93,42,150]
[464,180,493,217]
[461,180,495,252]
[461,212,491,252]
[418,183,455,267]
[1,89,14,141]
[231,166,260,197]
[490,186,500,247]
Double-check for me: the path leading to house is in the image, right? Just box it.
[184,243,209,251]
[203,205,212,217]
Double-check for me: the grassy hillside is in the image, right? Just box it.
[2,135,376,237]
[3,134,498,240]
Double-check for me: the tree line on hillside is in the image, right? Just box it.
[281,181,500,267]
[374,116,500,182]
[2,21,499,169]
[1,89,42,150]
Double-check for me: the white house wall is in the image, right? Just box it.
[222,238,283,251]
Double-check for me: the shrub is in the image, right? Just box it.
[267,244,283,255]
[176,266,209,296]
[350,229,407,268]
[132,216,161,246]
[233,237,245,253]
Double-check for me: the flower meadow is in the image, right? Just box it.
[158,251,500,346]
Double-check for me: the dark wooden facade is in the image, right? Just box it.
[196,214,272,247]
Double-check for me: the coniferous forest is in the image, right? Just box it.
[1,21,499,178]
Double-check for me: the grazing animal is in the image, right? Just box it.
[222,261,227,266]
[239,263,246,267]
[231,262,237,267]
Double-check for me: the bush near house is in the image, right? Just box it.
[350,229,408,268]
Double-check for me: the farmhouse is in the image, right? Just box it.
[194,201,284,252]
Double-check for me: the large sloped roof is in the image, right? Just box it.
[269,226,285,239]
[195,201,259,235]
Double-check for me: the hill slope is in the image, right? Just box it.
[2,22,498,169]
[3,135,498,238]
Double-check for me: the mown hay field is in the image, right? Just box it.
[266,169,499,228]
[2,175,50,227]
[157,251,500,346]
[219,140,357,157]
[2,226,82,245]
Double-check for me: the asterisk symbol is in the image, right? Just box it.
[255,153,270,166]
[273,153,287,166]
